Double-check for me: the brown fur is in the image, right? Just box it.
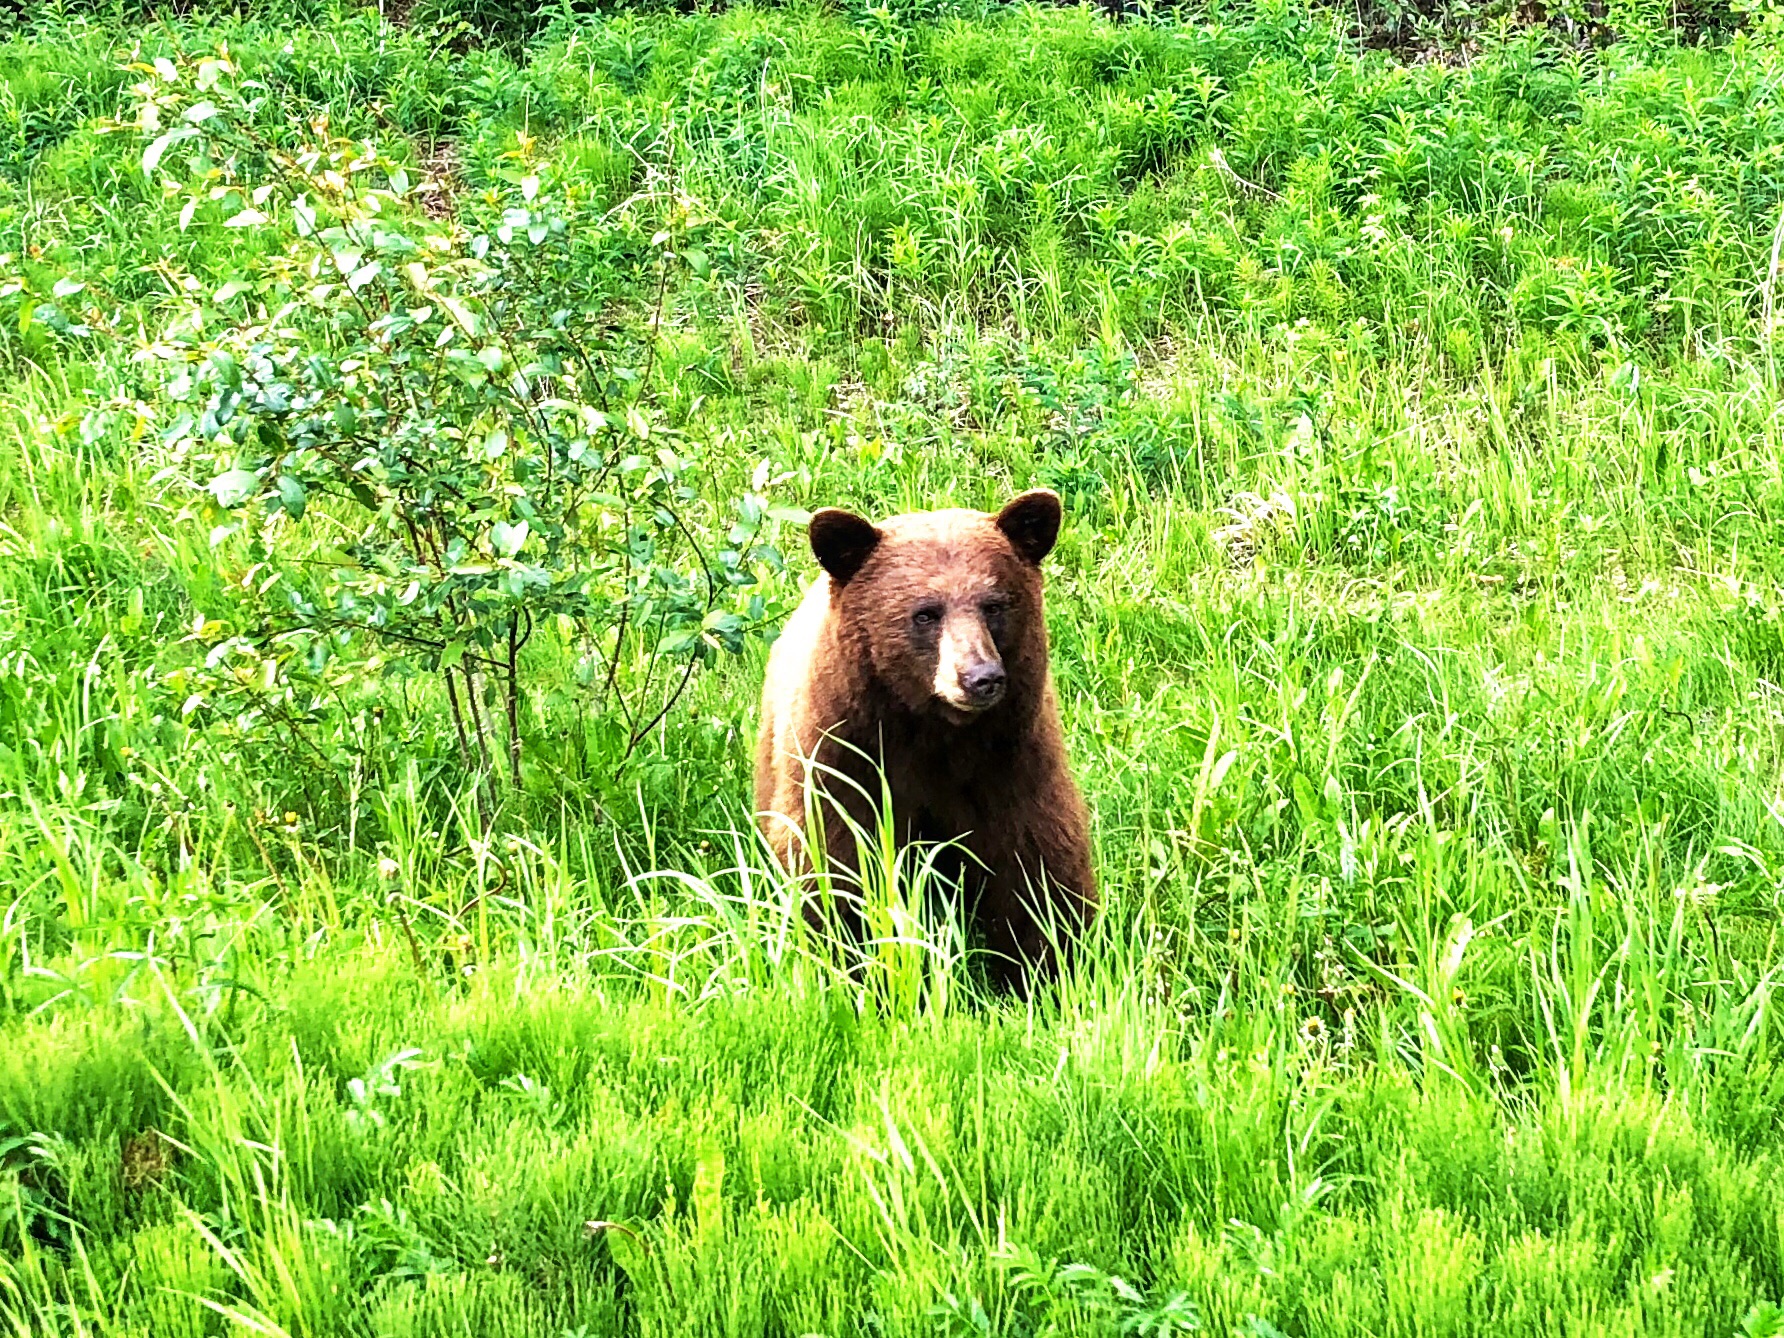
[754,490,1095,991]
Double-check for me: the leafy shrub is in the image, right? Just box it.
[934,1243,1206,1336]
[1007,344,1198,512]
[120,47,787,828]
[0,0,339,31]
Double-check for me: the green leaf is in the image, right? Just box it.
[276,475,307,520]
[1208,749,1239,791]
[50,277,84,300]
[1291,772,1320,826]
[692,1135,725,1245]
[208,468,260,508]
[347,261,383,292]
[491,520,529,559]
[587,1221,649,1289]
[141,126,198,177]
[120,586,145,637]
[183,101,220,123]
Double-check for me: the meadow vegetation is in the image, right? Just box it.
[2,0,1784,1332]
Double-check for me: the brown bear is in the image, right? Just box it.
[754,488,1095,991]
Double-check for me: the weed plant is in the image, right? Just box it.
[1,0,1783,1334]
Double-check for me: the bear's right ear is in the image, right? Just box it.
[809,508,881,585]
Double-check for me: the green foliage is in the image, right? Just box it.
[1,0,1783,1334]
[937,1243,1206,1335]
[118,47,785,825]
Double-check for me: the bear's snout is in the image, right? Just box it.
[960,661,1007,708]
[931,609,1007,716]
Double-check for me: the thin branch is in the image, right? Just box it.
[623,652,700,769]
[442,661,476,776]
[505,611,523,790]
[388,890,433,989]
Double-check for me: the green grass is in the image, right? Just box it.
[3,0,1784,1333]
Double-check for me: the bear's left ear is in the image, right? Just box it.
[810,508,881,585]
[994,489,1063,565]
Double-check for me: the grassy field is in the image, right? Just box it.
[2,0,1784,1332]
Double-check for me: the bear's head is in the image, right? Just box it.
[808,490,1063,725]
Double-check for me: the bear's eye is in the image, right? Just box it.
[912,604,942,629]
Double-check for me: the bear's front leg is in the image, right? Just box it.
[795,743,895,948]
[974,782,1095,995]
[977,869,1093,994]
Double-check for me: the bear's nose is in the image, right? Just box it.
[961,662,1006,707]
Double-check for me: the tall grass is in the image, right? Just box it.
[1,0,1782,1332]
